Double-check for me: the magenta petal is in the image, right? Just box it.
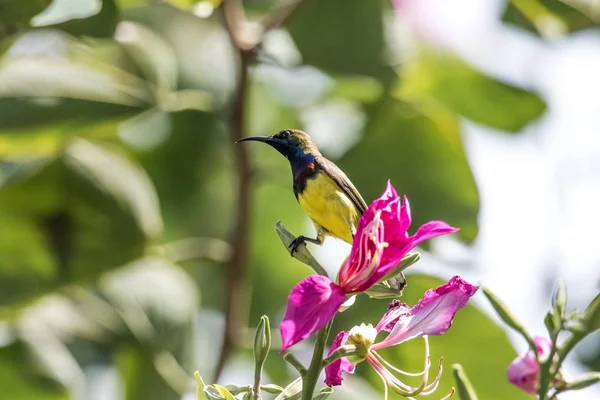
[325,331,355,387]
[411,220,459,247]
[506,336,551,394]
[533,336,552,359]
[399,195,411,233]
[372,276,478,350]
[338,182,460,295]
[280,275,347,352]
[375,300,411,333]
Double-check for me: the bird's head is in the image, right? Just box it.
[236,129,321,161]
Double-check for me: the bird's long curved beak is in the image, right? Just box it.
[236,136,271,144]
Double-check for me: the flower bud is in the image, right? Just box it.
[254,315,271,370]
[507,336,552,394]
[346,323,377,363]
[551,279,567,319]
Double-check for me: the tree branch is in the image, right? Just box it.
[214,0,307,382]
[214,4,253,381]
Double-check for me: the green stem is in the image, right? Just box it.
[283,353,307,376]
[253,361,262,400]
[301,320,334,400]
[321,345,359,368]
[538,333,559,400]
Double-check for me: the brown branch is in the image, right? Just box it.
[214,0,254,382]
[213,0,307,382]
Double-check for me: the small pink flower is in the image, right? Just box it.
[325,276,478,398]
[507,336,552,394]
[324,331,355,387]
[280,181,459,351]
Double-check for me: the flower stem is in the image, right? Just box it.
[321,345,360,368]
[284,353,307,376]
[301,320,334,400]
[538,332,560,400]
[253,361,262,400]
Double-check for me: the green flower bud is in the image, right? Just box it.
[254,315,271,370]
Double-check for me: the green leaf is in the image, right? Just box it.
[0,140,163,306]
[116,0,198,9]
[482,287,537,356]
[398,50,547,132]
[207,385,236,400]
[38,0,120,38]
[100,257,198,344]
[339,97,479,243]
[313,387,333,400]
[584,292,600,334]
[287,0,394,83]
[0,56,153,106]
[122,2,236,102]
[503,0,598,36]
[222,383,252,396]
[329,75,384,103]
[261,384,284,394]
[453,364,479,400]
[110,258,199,400]
[118,347,181,400]
[0,340,68,400]
[115,21,179,96]
[563,372,600,391]
[31,0,102,27]
[274,377,302,400]
[0,0,48,36]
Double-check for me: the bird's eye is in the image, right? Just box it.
[280,130,291,138]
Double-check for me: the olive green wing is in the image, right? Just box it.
[318,157,368,214]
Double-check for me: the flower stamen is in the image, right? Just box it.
[343,210,389,288]
[373,351,427,377]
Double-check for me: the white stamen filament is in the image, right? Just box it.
[379,367,389,400]
[421,358,444,395]
[344,210,389,288]
[367,336,448,398]
[440,388,455,399]
[373,351,427,377]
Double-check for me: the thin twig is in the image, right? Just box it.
[214,0,308,382]
[214,1,254,380]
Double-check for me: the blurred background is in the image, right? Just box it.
[0,0,599,399]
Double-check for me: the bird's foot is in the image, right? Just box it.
[289,235,307,255]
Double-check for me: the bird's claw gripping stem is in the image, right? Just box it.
[289,235,322,255]
[289,235,307,254]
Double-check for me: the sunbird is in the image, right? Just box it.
[237,129,367,253]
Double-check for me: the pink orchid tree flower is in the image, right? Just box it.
[325,276,478,399]
[280,181,459,351]
[507,336,552,394]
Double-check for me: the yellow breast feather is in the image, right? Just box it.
[297,173,360,244]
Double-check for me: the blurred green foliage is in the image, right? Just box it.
[0,0,590,399]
